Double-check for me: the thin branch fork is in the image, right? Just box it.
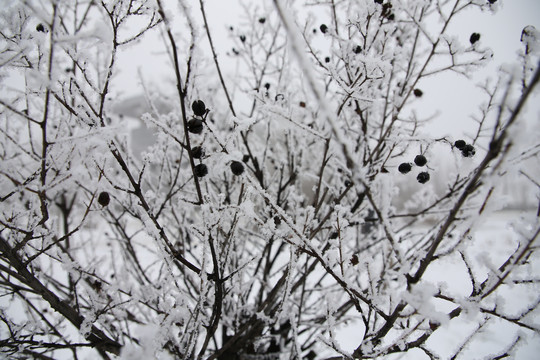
[0,236,122,357]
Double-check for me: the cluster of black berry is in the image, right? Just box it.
[398,154,430,184]
[454,140,475,158]
[188,100,206,134]
[189,100,244,179]
[189,100,209,177]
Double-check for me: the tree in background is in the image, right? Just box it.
[1,0,539,359]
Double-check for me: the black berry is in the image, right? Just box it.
[470,33,481,44]
[192,100,206,116]
[191,146,204,159]
[454,140,466,149]
[417,172,430,184]
[230,161,245,175]
[414,154,427,167]
[36,23,45,32]
[353,45,362,54]
[187,118,203,134]
[325,56,330,63]
[259,17,266,24]
[344,179,353,187]
[320,24,328,34]
[398,163,412,174]
[242,154,250,163]
[240,35,246,42]
[374,0,383,4]
[264,83,270,90]
[98,192,110,207]
[273,216,281,226]
[381,2,393,17]
[413,88,423,97]
[329,232,339,239]
[350,254,359,265]
[488,0,497,3]
[461,144,476,157]
[194,164,208,177]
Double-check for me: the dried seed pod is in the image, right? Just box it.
[398,163,412,174]
[98,192,110,207]
[192,100,206,117]
[470,33,481,44]
[417,172,430,184]
[187,118,203,134]
[461,144,476,157]
[230,161,245,176]
[194,164,208,177]
[191,146,204,159]
[454,140,466,149]
[414,155,427,167]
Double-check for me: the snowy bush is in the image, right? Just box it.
[1,0,539,359]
